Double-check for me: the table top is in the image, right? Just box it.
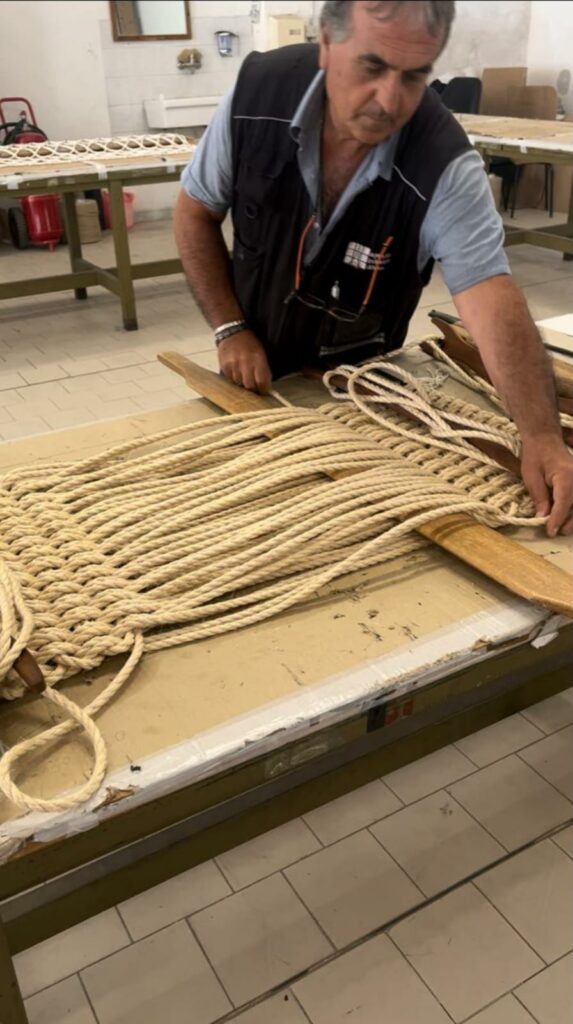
[0,350,571,848]
[458,114,573,154]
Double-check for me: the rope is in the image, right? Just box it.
[0,133,193,168]
[0,356,544,815]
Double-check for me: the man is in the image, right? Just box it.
[175,0,573,536]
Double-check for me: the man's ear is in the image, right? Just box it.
[318,25,331,70]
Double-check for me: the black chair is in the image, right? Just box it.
[440,77,482,114]
[490,159,554,219]
[430,78,446,95]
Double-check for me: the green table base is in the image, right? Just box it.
[0,167,186,331]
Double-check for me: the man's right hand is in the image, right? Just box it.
[218,330,272,394]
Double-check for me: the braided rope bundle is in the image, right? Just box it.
[0,357,542,815]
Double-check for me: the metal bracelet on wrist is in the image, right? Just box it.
[214,319,248,346]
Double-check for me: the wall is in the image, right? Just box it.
[527,0,573,115]
[100,1,254,215]
[102,2,254,137]
[434,0,531,79]
[0,0,110,140]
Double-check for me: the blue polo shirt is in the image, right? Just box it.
[182,71,509,296]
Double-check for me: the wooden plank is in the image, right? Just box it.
[159,352,573,618]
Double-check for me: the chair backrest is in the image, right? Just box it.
[440,77,482,114]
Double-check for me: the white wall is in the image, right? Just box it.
[101,5,253,137]
[0,0,110,140]
[434,0,531,79]
[527,0,573,114]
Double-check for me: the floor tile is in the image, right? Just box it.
[19,363,69,385]
[475,840,573,963]
[390,885,543,1022]
[521,688,573,734]
[303,780,402,845]
[371,790,504,896]
[455,714,544,767]
[383,744,476,804]
[118,859,231,940]
[522,278,573,320]
[294,932,451,1024]
[0,388,23,407]
[216,819,320,890]
[24,976,96,1024]
[553,824,573,859]
[0,370,26,389]
[448,755,573,850]
[190,873,332,1006]
[0,416,50,440]
[285,829,421,948]
[231,992,309,1023]
[515,951,573,1024]
[81,920,231,1024]
[466,994,537,1023]
[15,909,130,999]
[519,725,573,800]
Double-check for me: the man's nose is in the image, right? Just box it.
[376,73,402,118]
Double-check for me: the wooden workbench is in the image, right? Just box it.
[0,357,572,1023]
[0,135,195,331]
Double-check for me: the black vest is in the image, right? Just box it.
[230,44,471,377]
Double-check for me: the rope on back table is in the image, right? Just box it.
[0,133,193,167]
[0,353,551,815]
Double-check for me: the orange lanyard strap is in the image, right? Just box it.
[363,235,394,308]
[295,214,316,290]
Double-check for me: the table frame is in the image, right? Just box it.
[476,141,573,259]
[1,622,571,1023]
[0,166,185,331]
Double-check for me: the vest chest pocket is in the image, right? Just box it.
[233,157,288,254]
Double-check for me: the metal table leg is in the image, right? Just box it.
[62,192,88,301]
[564,175,573,262]
[0,915,28,1024]
[109,179,138,330]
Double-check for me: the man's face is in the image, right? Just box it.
[320,1,445,144]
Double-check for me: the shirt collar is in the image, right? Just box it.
[289,69,400,182]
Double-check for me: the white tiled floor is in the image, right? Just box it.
[2,216,573,1022]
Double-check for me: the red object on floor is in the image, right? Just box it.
[20,194,63,251]
[102,190,135,230]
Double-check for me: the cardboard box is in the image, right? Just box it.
[480,67,527,115]
[268,15,306,49]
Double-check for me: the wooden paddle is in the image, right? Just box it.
[158,352,573,617]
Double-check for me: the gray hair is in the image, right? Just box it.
[320,1,456,46]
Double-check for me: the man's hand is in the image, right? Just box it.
[521,436,573,537]
[218,330,272,394]
[453,277,573,537]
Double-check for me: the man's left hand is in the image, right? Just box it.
[521,437,573,537]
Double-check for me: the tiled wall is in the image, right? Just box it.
[99,12,253,136]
